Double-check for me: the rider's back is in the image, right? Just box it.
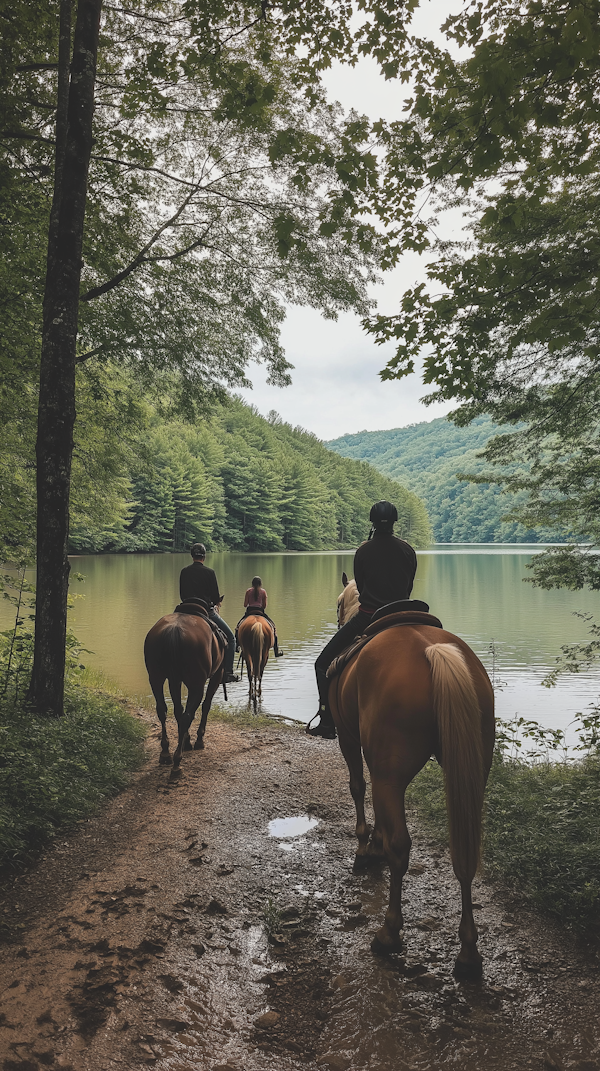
[179,561,220,605]
[354,534,417,611]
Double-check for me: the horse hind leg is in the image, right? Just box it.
[336,728,371,870]
[196,674,219,750]
[170,678,188,770]
[245,656,253,703]
[454,879,481,980]
[370,779,411,954]
[424,641,487,978]
[149,673,172,765]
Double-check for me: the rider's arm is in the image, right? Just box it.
[209,572,221,607]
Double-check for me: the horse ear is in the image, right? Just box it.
[342,571,348,587]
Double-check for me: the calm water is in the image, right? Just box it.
[56,546,599,734]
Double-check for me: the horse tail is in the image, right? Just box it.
[163,621,184,678]
[250,621,264,681]
[424,643,485,883]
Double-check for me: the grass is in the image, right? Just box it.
[0,647,147,868]
[207,700,300,732]
[0,652,297,870]
[406,728,600,936]
[263,897,284,935]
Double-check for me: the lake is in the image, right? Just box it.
[58,546,599,736]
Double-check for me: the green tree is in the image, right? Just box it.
[327,415,571,544]
[364,0,600,586]
[63,391,432,554]
[2,0,416,713]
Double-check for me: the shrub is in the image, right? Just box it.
[0,687,146,866]
[407,714,600,935]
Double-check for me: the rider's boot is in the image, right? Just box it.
[306,703,337,739]
[274,638,284,658]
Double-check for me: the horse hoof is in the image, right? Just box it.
[371,932,403,956]
[353,852,384,873]
[353,853,371,872]
[159,752,173,766]
[169,767,183,782]
[193,737,205,751]
[183,740,193,752]
[453,957,483,981]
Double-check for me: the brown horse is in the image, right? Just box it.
[329,579,495,979]
[238,614,273,707]
[144,611,224,770]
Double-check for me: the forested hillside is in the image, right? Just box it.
[327,416,567,544]
[68,397,431,554]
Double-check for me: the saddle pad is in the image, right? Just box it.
[174,603,227,649]
[326,635,371,679]
[326,610,443,681]
[370,598,430,624]
[207,620,228,650]
[364,610,443,637]
[174,601,208,619]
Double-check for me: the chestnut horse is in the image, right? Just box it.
[144,611,224,770]
[238,614,273,707]
[330,577,495,979]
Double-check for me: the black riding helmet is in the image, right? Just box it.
[369,500,398,527]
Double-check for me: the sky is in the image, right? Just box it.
[238,0,465,441]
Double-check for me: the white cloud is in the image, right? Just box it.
[238,301,454,441]
[239,0,466,440]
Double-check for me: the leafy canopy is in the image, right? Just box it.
[360,0,600,587]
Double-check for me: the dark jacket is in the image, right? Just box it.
[354,533,417,611]
[179,561,221,607]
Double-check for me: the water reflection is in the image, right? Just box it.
[268,816,319,839]
[4,547,598,734]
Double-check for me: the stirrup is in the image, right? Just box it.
[305,712,336,739]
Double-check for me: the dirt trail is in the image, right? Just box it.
[1,712,599,1071]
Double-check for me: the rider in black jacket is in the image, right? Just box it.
[308,502,417,739]
[179,544,239,684]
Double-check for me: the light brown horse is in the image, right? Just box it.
[330,578,495,979]
[144,611,224,770]
[238,614,273,707]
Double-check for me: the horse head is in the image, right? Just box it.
[337,574,359,628]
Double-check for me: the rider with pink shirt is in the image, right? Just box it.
[237,576,283,657]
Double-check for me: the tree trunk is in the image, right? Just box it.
[29,0,103,715]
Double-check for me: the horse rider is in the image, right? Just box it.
[236,576,284,657]
[179,543,240,684]
[308,501,418,739]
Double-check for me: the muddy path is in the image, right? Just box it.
[1,712,600,1071]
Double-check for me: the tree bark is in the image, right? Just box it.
[29,0,102,715]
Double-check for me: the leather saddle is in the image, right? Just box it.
[174,597,209,618]
[173,598,228,650]
[326,600,443,681]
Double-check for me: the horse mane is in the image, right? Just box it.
[338,578,360,626]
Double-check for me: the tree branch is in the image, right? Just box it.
[15,62,59,72]
[80,183,205,301]
[91,154,198,187]
[0,129,54,143]
[75,346,105,363]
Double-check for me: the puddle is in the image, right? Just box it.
[268,815,319,839]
